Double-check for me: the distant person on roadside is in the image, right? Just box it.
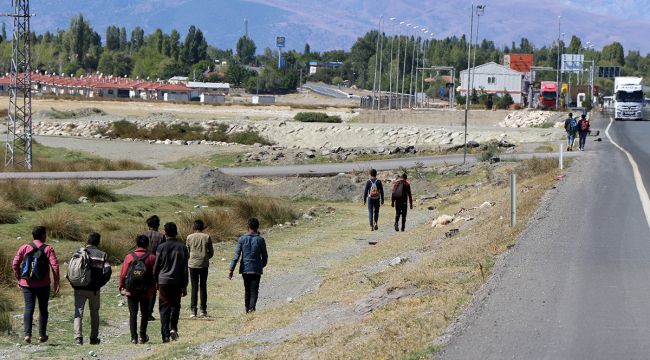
[363,168,384,231]
[143,215,165,321]
[153,222,188,343]
[186,220,214,318]
[229,218,268,313]
[391,173,414,232]
[564,112,578,151]
[119,235,156,344]
[12,226,60,344]
[577,114,591,151]
[68,232,112,345]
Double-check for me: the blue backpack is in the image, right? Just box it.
[20,243,49,281]
[569,118,579,132]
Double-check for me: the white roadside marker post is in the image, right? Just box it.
[510,173,516,227]
[559,142,564,170]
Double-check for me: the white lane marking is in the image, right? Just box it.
[605,116,650,229]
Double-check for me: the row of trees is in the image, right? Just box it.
[0,14,647,96]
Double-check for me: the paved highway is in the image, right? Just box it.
[440,113,650,359]
[0,152,580,180]
[303,82,350,98]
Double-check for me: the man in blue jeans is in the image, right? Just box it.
[363,169,385,231]
[229,218,268,313]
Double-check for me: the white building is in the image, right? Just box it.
[187,81,230,97]
[459,62,524,103]
[252,95,275,105]
[200,93,225,104]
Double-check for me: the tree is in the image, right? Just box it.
[601,42,625,66]
[567,35,582,54]
[1,23,6,42]
[225,61,254,86]
[236,36,256,65]
[106,26,120,51]
[65,15,101,69]
[130,27,144,51]
[183,26,208,65]
[119,27,128,50]
[304,43,310,56]
[170,29,181,61]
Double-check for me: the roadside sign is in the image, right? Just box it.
[561,54,584,73]
[597,66,621,78]
[276,36,286,48]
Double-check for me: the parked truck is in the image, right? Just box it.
[614,77,647,120]
[538,81,557,109]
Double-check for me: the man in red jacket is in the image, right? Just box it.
[12,226,60,344]
[119,235,156,344]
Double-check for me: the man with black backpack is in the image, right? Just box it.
[564,112,578,151]
[67,232,112,345]
[119,235,156,344]
[391,173,414,232]
[12,226,60,344]
[363,169,385,231]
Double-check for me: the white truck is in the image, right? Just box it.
[614,77,647,120]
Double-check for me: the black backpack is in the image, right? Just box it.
[125,251,149,292]
[20,243,49,281]
[392,181,405,200]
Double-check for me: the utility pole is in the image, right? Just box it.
[463,4,475,164]
[556,15,561,110]
[377,18,384,110]
[388,18,396,110]
[401,24,410,110]
[4,0,33,169]
[372,16,382,110]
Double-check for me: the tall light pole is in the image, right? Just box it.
[395,21,405,110]
[388,17,396,110]
[463,4,476,164]
[470,5,485,96]
[409,25,419,108]
[372,16,383,110]
[401,23,411,110]
[378,17,385,110]
[555,15,561,110]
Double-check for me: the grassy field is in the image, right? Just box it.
[1,141,151,172]
[0,158,563,359]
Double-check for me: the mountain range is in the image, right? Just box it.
[4,0,650,54]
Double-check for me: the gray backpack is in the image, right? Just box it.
[67,248,92,287]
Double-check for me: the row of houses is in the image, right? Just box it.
[0,73,231,103]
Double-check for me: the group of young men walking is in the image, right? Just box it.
[363,169,413,232]
[12,215,268,345]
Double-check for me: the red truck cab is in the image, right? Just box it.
[538,81,558,109]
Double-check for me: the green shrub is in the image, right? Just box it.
[110,119,140,138]
[0,200,20,224]
[0,248,13,285]
[80,183,118,203]
[2,180,47,210]
[294,112,343,123]
[228,130,273,145]
[477,144,501,162]
[0,292,12,334]
[42,182,78,205]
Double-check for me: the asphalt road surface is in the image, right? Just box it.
[0,152,580,180]
[440,112,650,359]
[303,82,350,98]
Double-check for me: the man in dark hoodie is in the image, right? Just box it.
[70,232,112,345]
[143,215,165,321]
[229,218,268,313]
[154,222,188,343]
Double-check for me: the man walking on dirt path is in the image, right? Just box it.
[154,222,189,343]
[143,215,165,321]
[186,220,214,318]
[12,226,60,344]
[119,235,156,344]
[564,112,578,151]
[391,173,413,232]
[229,218,268,313]
[363,169,385,231]
[578,114,591,151]
[69,232,112,345]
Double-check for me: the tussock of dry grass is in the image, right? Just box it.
[0,199,20,224]
[206,194,299,228]
[40,209,88,241]
[0,180,118,212]
[178,209,242,243]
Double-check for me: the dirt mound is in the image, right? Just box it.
[283,174,362,201]
[118,166,250,197]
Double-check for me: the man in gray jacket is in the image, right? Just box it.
[186,220,214,318]
[229,218,268,313]
[153,223,188,342]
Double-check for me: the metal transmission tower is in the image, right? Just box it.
[4,0,33,169]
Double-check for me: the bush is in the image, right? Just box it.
[41,209,88,241]
[80,183,118,203]
[178,209,241,242]
[0,292,12,334]
[42,182,78,205]
[0,200,20,224]
[206,195,299,230]
[101,227,142,262]
[2,180,47,211]
[515,157,558,178]
[294,112,343,123]
[0,248,13,285]
[477,144,501,162]
[228,130,273,145]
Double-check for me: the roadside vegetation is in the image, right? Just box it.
[294,112,342,123]
[102,120,273,145]
[1,141,150,172]
[46,107,105,119]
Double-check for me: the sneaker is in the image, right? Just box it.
[23,336,31,344]
[89,338,100,345]
[401,228,405,232]
[374,224,378,230]
[162,337,170,343]
[131,338,138,344]
[75,337,83,345]
[38,335,48,343]
[199,311,207,318]
[189,313,196,319]
[370,226,374,231]
[170,330,179,341]
[394,223,399,232]
[139,335,149,344]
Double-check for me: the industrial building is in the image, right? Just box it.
[459,62,525,103]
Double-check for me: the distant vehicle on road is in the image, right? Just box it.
[614,77,647,121]
[538,81,558,109]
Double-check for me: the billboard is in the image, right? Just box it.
[507,54,534,73]
[561,54,584,73]
[597,66,621,78]
[276,36,286,48]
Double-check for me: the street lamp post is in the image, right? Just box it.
[395,21,405,110]
[556,16,561,110]
[378,18,385,110]
[388,18,396,110]
[401,24,411,110]
[470,5,485,96]
[463,4,475,164]
[409,25,419,108]
[372,16,383,110]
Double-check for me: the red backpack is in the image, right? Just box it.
[579,119,589,132]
